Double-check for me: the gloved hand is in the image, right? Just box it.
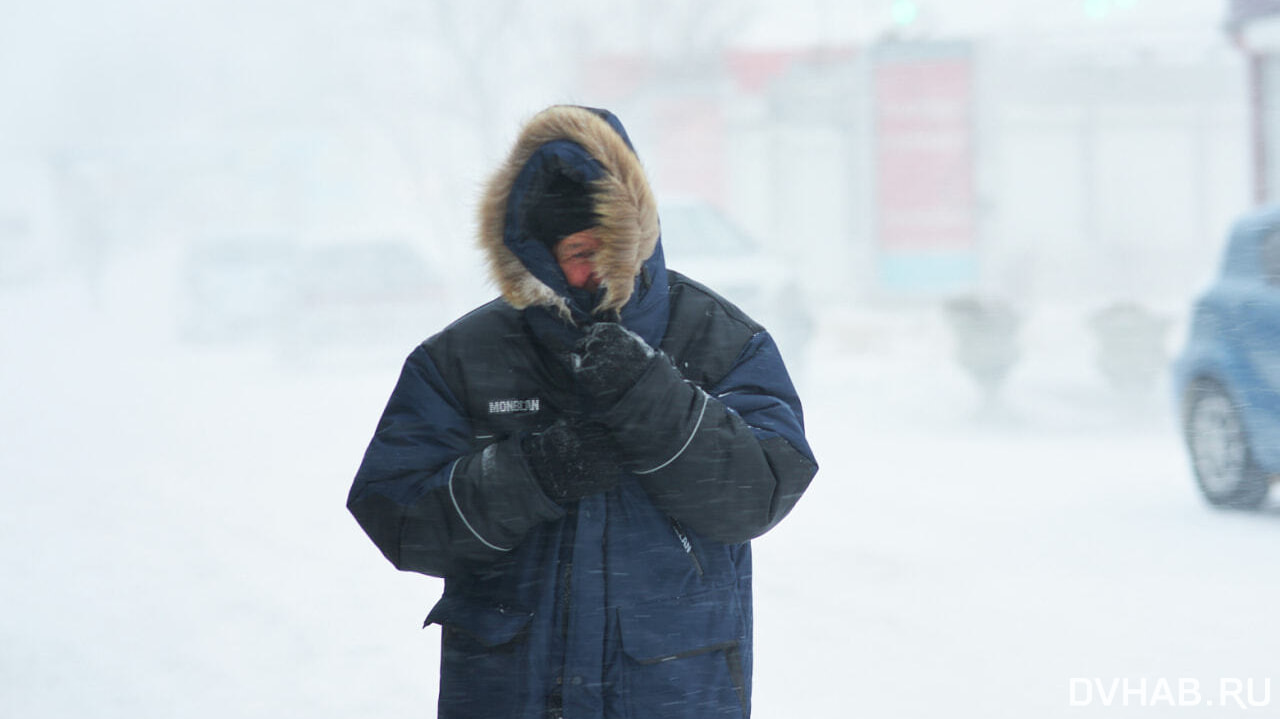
[521,417,622,503]
[572,322,656,406]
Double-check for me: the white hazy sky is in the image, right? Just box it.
[738,0,1227,46]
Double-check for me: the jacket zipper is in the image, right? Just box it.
[560,560,573,639]
[669,519,704,577]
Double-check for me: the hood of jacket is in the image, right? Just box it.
[478,106,664,335]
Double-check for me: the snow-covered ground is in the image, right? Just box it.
[4,256,1275,718]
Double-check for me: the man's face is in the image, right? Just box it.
[554,229,602,292]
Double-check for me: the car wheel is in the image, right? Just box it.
[1183,379,1270,509]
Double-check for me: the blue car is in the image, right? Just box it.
[1173,205,1280,508]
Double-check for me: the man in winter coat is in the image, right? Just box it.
[347,105,818,719]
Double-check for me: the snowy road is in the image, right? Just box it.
[4,267,1277,718]
[756,311,1280,718]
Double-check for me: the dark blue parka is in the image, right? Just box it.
[348,106,818,719]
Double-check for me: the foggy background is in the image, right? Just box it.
[3,1,1272,717]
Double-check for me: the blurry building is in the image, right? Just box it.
[1228,0,1280,202]
[580,33,1247,307]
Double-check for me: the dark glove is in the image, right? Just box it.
[521,417,622,503]
[572,322,656,406]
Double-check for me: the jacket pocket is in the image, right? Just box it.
[669,518,705,577]
[425,594,533,644]
[616,589,749,719]
[425,595,536,716]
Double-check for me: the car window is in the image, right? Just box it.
[659,204,757,256]
[300,242,432,295]
[1261,229,1280,285]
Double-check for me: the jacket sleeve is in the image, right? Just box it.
[595,331,817,544]
[346,345,565,578]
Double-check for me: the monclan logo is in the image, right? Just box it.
[488,398,541,415]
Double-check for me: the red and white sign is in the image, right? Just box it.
[873,46,976,254]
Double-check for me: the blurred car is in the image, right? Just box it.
[288,239,446,356]
[657,200,813,366]
[178,236,300,343]
[1172,205,1280,508]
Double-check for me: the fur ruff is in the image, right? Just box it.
[478,106,659,318]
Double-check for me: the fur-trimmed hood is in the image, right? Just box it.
[478,106,661,322]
